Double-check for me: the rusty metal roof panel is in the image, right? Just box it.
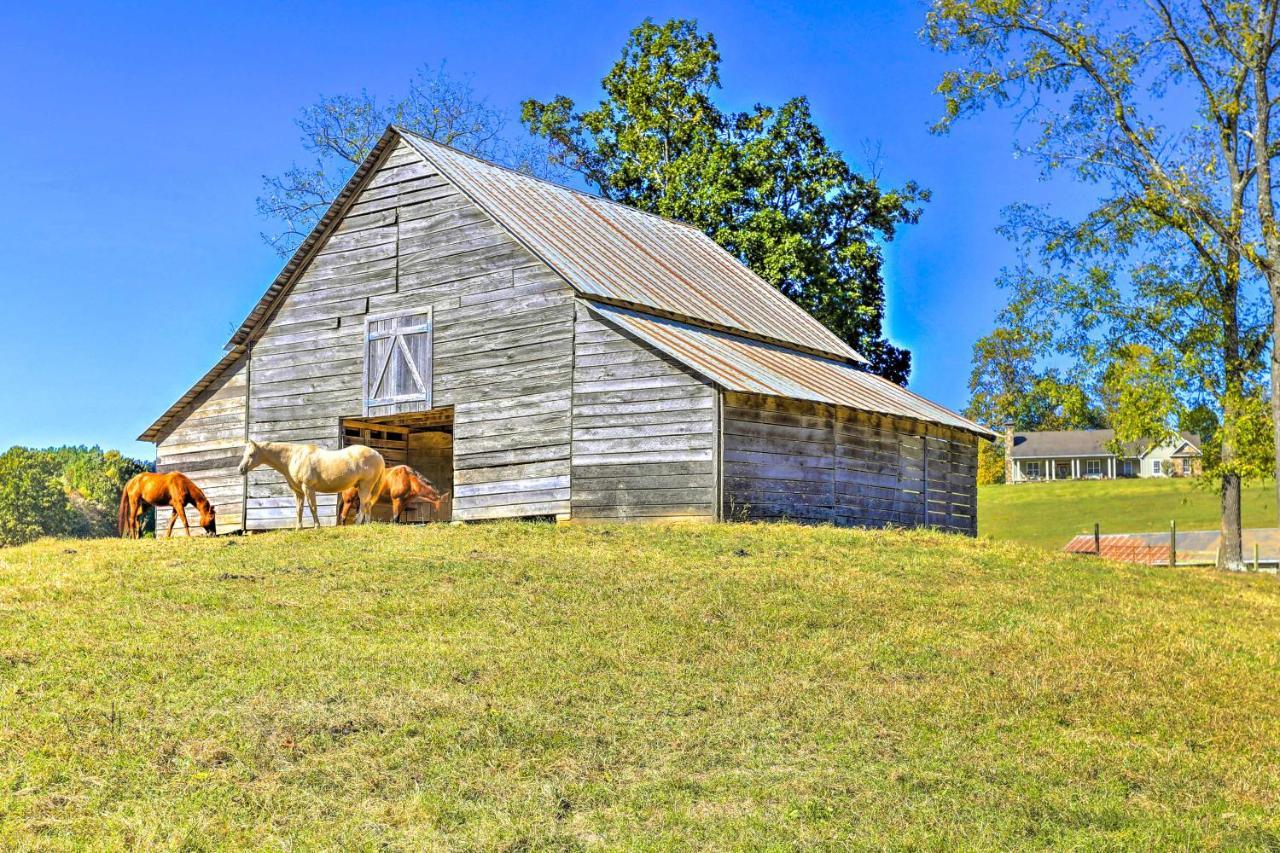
[587,302,993,437]
[399,130,865,364]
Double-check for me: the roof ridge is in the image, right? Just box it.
[393,125,708,236]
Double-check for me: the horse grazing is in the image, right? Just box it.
[118,472,217,539]
[238,439,384,528]
[338,465,450,525]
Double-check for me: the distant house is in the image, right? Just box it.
[1004,429,1202,482]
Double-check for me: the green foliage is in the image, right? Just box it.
[3,523,1280,846]
[523,18,927,383]
[0,446,151,546]
[976,440,1006,485]
[1100,345,1181,457]
[964,296,1106,431]
[0,448,73,547]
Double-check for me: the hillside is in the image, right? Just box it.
[2,523,1279,848]
[979,477,1280,550]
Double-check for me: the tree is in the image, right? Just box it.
[925,1,1278,569]
[0,448,73,547]
[522,18,927,383]
[259,63,554,256]
[965,292,1105,432]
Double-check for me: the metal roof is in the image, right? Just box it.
[587,302,993,437]
[399,129,864,364]
[1009,429,1202,459]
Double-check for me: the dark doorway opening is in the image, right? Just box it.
[340,408,454,522]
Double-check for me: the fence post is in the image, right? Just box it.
[1254,542,1260,573]
[1170,520,1177,568]
[1094,522,1101,556]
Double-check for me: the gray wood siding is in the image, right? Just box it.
[722,392,978,534]
[154,356,247,535]
[245,138,574,528]
[570,305,718,521]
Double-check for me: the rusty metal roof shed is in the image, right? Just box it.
[588,303,992,437]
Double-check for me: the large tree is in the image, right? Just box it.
[522,19,926,383]
[258,63,553,256]
[924,1,1280,568]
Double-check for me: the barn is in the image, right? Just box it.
[140,125,992,533]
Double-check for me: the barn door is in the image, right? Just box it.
[364,309,432,414]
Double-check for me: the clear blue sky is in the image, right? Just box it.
[0,0,1083,459]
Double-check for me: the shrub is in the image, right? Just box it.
[0,447,74,546]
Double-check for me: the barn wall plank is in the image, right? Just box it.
[570,305,718,522]
[720,391,978,534]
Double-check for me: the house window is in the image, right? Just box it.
[1025,461,1042,479]
[1152,460,1162,475]
[1182,458,1192,475]
[1086,459,1102,477]
[364,309,432,413]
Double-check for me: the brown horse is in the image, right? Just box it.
[118,472,217,539]
[338,465,449,525]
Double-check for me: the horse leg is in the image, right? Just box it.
[294,490,305,530]
[306,488,320,528]
[358,480,375,525]
[166,505,181,539]
[133,501,146,539]
[392,497,403,524]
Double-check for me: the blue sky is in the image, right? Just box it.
[0,0,1081,458]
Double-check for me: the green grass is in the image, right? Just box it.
[2,523,1280,849]
[979,477,1280,550]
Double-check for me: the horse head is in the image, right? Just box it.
[199,502,217,535]
[237,440,263,476]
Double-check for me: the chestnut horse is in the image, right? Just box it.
[338,465,450,525]
[118,472,217,539]
[238,439,384,528]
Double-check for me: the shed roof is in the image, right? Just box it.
[1008,429,1202,459]
[588,302,992,437]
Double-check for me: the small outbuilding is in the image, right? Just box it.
[140,126,991,533]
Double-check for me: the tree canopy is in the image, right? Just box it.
[522,18,926,384]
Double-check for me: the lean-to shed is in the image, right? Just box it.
[140,126,992,533]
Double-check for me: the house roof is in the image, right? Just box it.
[590,303,992,437]
[141,126,977,443]
[1008,429,1202,459]
[397,129,863,364]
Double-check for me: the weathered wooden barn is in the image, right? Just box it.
[141,126,992,533]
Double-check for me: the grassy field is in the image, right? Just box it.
[2,523,1279,849]
[979,477,1280,550]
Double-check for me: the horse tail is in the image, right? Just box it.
[118,479,133,537]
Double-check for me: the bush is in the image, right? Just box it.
[977,441,1006,485]
[0,448,74,547]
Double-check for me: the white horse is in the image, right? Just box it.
[237,440,385,529]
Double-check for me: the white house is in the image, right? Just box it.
[1004,429,1202,483]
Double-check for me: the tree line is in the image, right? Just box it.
[0,447,151,547]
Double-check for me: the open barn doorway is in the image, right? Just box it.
[340,408,454,523]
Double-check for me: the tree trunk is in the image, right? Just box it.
[1219,471,1245,571]
[1273,329,1280,529]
